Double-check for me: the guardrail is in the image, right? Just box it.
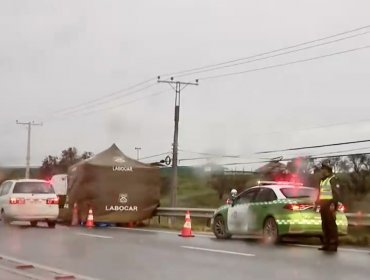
[156,207,215,219]
[155,207,370,227]
[345,213,370,227]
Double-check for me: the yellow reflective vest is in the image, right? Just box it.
[319,175,335,200]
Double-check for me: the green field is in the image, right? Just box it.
[160,176,222,208]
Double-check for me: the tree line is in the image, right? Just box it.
[39,147,93,179]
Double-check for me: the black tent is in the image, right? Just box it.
[66,144,161,223]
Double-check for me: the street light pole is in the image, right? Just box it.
[16,120,43,179]
[157,76,198,210]
[135,147,141,160]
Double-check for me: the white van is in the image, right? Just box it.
[0,179,59,228]
[51,174,68,209]
[51,174,68,196]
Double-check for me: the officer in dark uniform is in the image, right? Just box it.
[316,160,341,252]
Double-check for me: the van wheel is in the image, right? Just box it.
[47,221,56,229]
[30,221,38,227]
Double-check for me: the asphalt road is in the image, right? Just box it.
[0,223,368,280]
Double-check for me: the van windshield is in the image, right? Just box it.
[13,182,55,194]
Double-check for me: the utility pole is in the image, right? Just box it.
[157,76,198,210]
[16,120,43,179]
[135,147,141,160]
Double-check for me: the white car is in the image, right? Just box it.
[0,179,59,228]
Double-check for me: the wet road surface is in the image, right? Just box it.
[0,223,368,280]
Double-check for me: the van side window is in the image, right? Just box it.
[0,182,12,196]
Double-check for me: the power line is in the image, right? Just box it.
[174,31,370,78]
[161,24,370,78]
[276,152,370,163]
[283,146,370,159]
[221,152,370,167]
[79,89,170,116]
[200,45,370,80]
[247,117,370,138]
[56,83,158,116]
[52,78,155,115]
[223,160,272,166]
[38,89,169,124]
[308,152,370,160]
[33,25,370,123]
[178,149,240,158]
[139,152,171,160]
[257,139,370,155]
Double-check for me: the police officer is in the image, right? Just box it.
[230,188,238,199]
[316,160,341,252]
[226,188,238,204]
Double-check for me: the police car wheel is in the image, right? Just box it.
[263,217,279,244]
[213,215,231,239]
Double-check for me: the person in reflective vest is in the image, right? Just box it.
[316,160,341,252]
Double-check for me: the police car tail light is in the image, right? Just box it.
[9,197,25,204]
[284,203,312,211]
[46,197,59,205]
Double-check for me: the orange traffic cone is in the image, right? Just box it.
[179,210,195,237]
[71,202,79,226]
[85,208,94,228]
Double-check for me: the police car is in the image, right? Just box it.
[211,181,348,243]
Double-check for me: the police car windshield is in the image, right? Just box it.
[280,187,317,201]
[13,182,55,194]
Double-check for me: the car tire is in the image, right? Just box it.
[47,221,56,229]
[212,215,231,239]
[263,217,280,244]
[30,221,38,227]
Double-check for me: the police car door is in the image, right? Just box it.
[227,188,260,234]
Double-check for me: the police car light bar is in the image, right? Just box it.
[257,181,303,186]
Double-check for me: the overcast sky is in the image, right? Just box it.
[1,0,370,169]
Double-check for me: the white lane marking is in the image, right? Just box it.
[181,246,255,257]
[76,232,113,239]
[0,254,100,280]
[111,227,212,238]
[290,244,370,254]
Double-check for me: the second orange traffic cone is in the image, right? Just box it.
[179,210,194,237]
[85,208,94,228]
